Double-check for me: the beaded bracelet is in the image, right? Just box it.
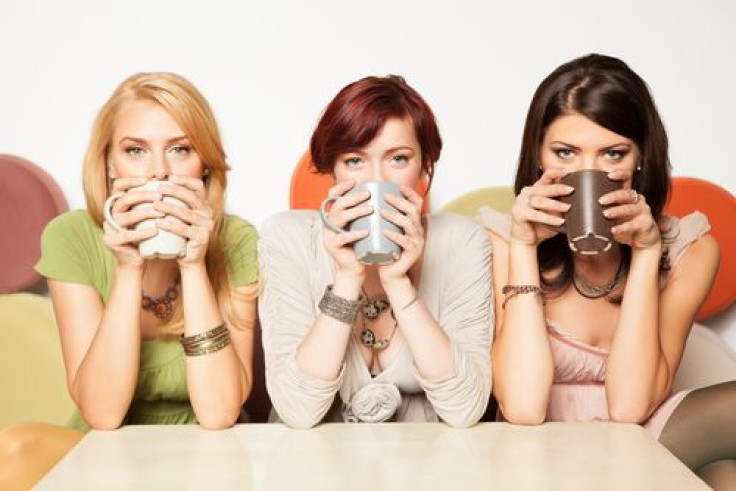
[180,323,231,356]
[501,284,547,309]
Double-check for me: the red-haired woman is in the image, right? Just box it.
[259,75,492,428]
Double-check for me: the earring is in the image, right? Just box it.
[635,164,642,172]
[203,167,210,176]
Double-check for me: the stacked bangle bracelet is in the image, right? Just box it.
[180,323,231,356]
[318,285,366,325]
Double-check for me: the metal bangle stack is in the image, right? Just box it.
[180,323,231,356]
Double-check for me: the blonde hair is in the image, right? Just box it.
[83,72,251,337]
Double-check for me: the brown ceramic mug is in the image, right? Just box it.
[559,170,622,255]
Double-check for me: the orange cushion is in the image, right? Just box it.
[665,177,736,319]
[289,151,430,212]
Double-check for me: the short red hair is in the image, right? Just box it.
[310,75,442,188]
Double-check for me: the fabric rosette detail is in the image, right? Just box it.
[342,382,402,423]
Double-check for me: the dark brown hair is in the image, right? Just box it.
[515,54,672,295]
[310,75,442,188]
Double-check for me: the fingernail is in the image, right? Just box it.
[603,209,611,217]
[565,186,575,193]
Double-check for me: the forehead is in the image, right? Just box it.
[366,117,418,148]
[544,112,633,146]
[113,99,185,138]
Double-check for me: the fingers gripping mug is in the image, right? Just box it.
[103,180,188,259]
[559,170,623,255]
[319,181,403,265]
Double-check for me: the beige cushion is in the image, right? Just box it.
[440,186,516,216]
[672,323,736,392]
[0,293,74,428]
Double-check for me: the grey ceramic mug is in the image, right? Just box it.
[319,181,403,265]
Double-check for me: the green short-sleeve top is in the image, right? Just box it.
[35,210,258,431]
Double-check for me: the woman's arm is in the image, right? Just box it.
[392,217,492,428]
[51,268,144,430]
[378,188,455,382]
[606,234,719,422]
[490,173,570,425]
[154,177,258,429]
[48,186,162,430]
[490,235,554,424]
[259,212,350,429]
[179,264,256,429]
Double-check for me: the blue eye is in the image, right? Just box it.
[171,145,191,155]
[554,148,574,160]
[391,155,409,165]
[344,157,362,166]
[125,146,144,156]
[604,150,626,161]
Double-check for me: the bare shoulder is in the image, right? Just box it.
[669,232,720,283]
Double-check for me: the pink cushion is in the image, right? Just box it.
[0,154,68,293]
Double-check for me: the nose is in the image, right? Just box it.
[579,154,599,171]
[365,161,382,182]
[149,151,170,180]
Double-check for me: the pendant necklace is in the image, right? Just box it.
[360,290,396,350]
[142,278,180,320]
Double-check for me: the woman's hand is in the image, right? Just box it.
[510,168,573,246]
[103,177,163,270]
[378,185,425,285]
[153,175,215,267]
[322,179,373,279]
[600,169,661,251]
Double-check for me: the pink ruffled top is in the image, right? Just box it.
[477,208,711,437]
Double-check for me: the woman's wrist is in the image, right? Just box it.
[333,269,364,301]
[115,263,145,276]
[508,235,540,251]
[179,261,209,281]
[630,243,663,269]
[382,276,415,306]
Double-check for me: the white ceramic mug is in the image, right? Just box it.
[103,180,187,259]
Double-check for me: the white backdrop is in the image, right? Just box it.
[2,0,735,342]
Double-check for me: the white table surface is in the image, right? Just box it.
[36,422,707,490]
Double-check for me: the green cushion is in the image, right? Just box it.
[440,186,515,216]
[0,293,74,428]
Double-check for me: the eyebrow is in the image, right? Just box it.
[548,141,632,151]
[383,145,415,155]
[118,136,189,145]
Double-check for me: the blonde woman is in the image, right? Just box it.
[0,73,258,488]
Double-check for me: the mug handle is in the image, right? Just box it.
[103,193,127,232]
[319,195,347,234]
